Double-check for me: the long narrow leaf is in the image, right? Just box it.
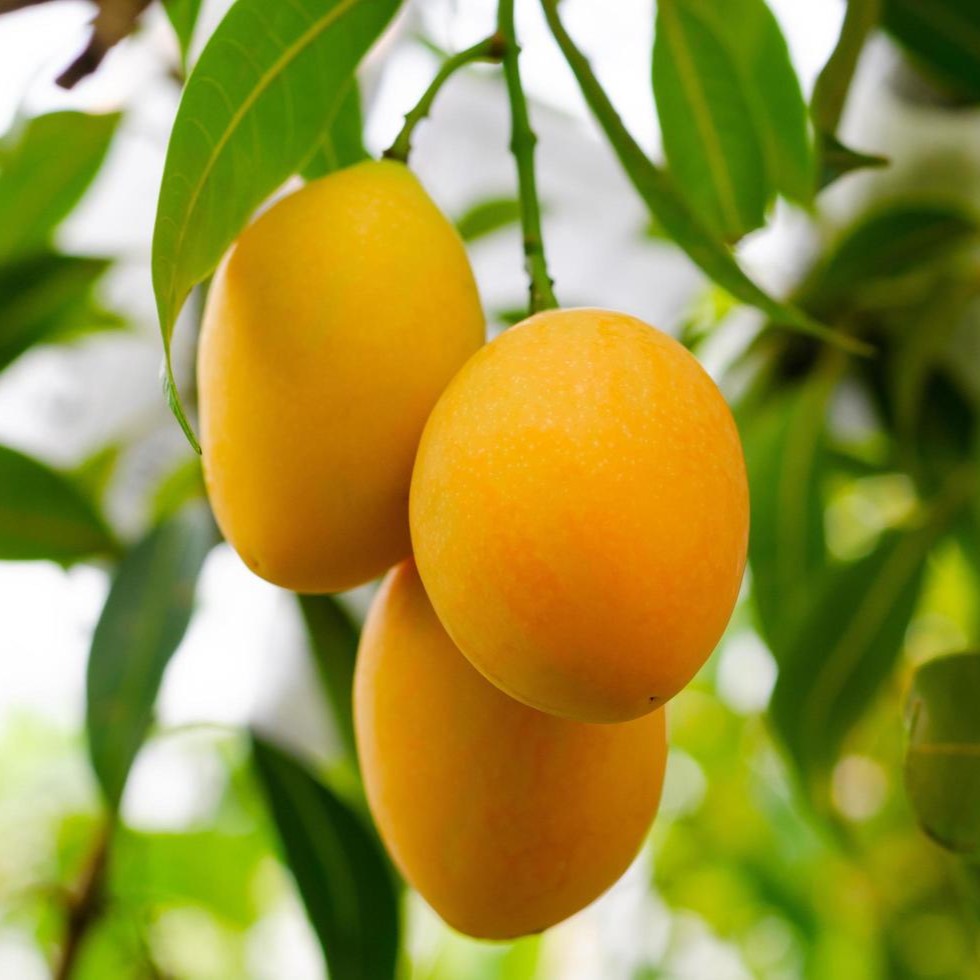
[0,445,117,562]
[812,0,882,134]
[152,0,403,448]
[654,0,768,239]
[0,254,118,372]
[297,594,360,762]
[654,0,812,239]
[86,505,215,809]
[251,735,399,980]
[804,203,980,310]
[164,0,204,66]
[744,373,835,651]
[770,497,962,783]
[0,111,119,261]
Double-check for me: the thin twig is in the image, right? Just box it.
[384,34,505,163]
[54,823,112,980]
[498,0,558,315]
[56,0,153,89]
[0,0,57,13]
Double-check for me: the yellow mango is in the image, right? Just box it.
[355,559,666,939]
[198,161,484,592]
[410,308,748,723]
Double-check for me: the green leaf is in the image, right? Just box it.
[164,0,204,66]
[653,0,812,240]
[654,0,768,239]
[0,253,119,373]
[0,111,119,261]
[297,595,360,763]
[726,0,814,207]
[804,203,980,310]
[251,735,399,980]
[744,372,835,650]
[542,0,869,355]
[301,81,369,180]
[811,0,888,191]
[816,132,888,191]
[770,525,935,780]
[905,651,980,855]
[456,196,523,243]
[0,444,117,562]
[883,0,980,102]
[86,505,215,809]
[152,0,402,447]
[812,0,882,134]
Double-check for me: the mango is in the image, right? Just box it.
[410,308,748,723]
[198,160,484,592]
[354,559,666,939]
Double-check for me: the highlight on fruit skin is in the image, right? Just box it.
[197,159,484,594]
[410,307,749,724]
[354,560,667,940]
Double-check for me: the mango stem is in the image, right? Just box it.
[384,34,505,165]
[498,0,559,315]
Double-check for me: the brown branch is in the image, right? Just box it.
[0,0,154,87]
[56,0,153,88]
[54,824,111,980]
[0,0,60,14]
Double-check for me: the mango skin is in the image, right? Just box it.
[354,560,666,939]
[198,160,484,592]
[410,308,749,723]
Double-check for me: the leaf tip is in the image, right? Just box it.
[163,366,202,455]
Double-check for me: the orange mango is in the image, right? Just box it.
[355,560,666,939]
[198,160,484,592]
[410,308,748,723]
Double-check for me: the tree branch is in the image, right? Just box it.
[56,0,152,89]
[54,824,111,980]
[0,0,59,14]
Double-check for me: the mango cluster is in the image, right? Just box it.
[198,160,749,939]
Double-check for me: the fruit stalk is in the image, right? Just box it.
[498,0,559,315]
[384,35,506,164]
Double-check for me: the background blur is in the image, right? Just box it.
[1,0,979,977]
